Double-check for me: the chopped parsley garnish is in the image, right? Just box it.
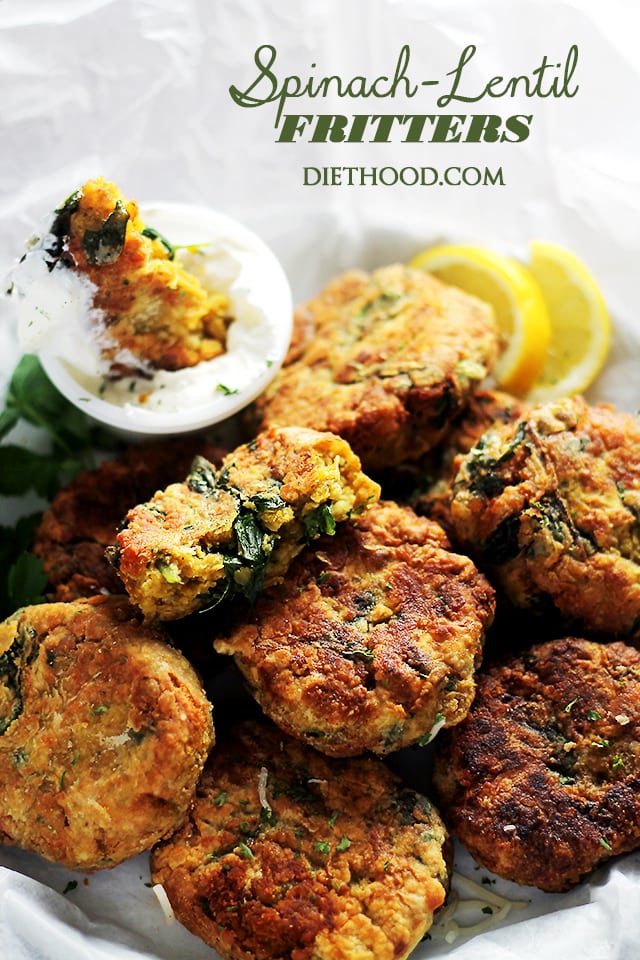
[315,841,330,856]
[141,225,175,259]
[336,835,351,852]
[0,355,121,619]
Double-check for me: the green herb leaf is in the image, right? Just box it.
[141,225,175,259]
[0,356,123,620]
[187,455,218,495]
[238,842,255,860]
[83,200,129,265]
[234,513,265,564]
[0,445,62,498]
[6,552,47,612]
[2,354,118,456]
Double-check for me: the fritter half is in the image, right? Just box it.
[433,637,640,892]
[0,596,213,870]
[450,396,640,638]
[110,426,380,621]
[33,437,226,602]
[150,718,450,960]
[251,264,498,471]
[406,388,529,538]
[49,178,232,372]
[215,501,495,756]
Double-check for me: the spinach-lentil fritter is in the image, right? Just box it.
[450,396,640,638]
[151,718,450,960]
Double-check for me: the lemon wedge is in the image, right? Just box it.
[410,244,551,395]
[525,241,611,403]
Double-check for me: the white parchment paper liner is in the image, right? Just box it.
[0,1,639,957]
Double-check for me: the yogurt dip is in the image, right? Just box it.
[10,202,293,436]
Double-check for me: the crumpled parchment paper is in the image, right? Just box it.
[0,1,639,958]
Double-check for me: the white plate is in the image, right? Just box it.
[12,202,293,440]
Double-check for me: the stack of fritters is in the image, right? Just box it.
[13,260,640,955]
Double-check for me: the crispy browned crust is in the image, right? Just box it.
[63,178,232,371]
[250,265,499,471]
[433,637,640,892]
[111,426,380,621]
[150,718,450,960]
[0,596,213,870]
[409,389,530,537]
[32,438,226,602]
[450,396,640,637]
[215,501,495,757]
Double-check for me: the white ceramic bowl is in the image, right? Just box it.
[29,203,292,439]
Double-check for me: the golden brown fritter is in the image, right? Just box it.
[150,718,450,960]
[433,637,640,892]
[0,596,213,871]
[215,501,495,757]
[450,396,640,638]
[49,178,232,372]
[33,438,227,602]
[250,264,499,471]
[110,426,380,621]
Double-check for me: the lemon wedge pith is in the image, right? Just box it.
[410,244,551,396]
[525,241,611,403]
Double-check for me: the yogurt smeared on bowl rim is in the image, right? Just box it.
[11,202,293,435]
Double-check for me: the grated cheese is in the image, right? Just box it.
[151,883,175,924]
[258,766,271,814]
[430,872,529,945]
